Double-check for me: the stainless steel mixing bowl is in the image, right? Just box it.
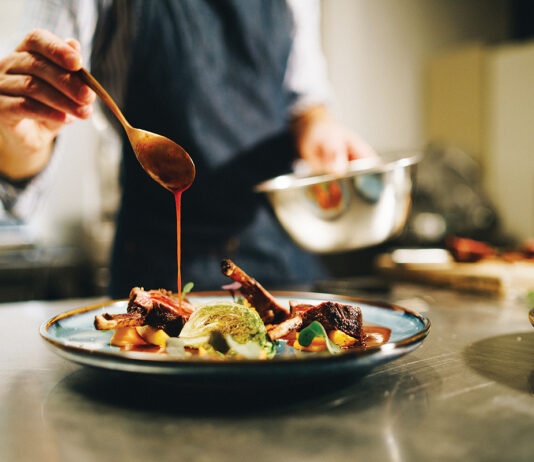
[255,151,422,253]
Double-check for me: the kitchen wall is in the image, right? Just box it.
[485,42,534,241]
[321,0,510,151]
[0,0,517,248]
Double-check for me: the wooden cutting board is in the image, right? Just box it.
[375,251,534,297]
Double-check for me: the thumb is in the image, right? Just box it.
[347,133,377,160]
[65,38,82,53]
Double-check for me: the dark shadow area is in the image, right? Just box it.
[58,367,366,417]
[511,0,534,40]
[463,332,534,394]
[313,275,392,298]
[319,243,391,281]
[54,360,436,418]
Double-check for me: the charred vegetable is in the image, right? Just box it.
[178,301,274,356]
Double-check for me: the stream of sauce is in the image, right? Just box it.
[174,190,183,306]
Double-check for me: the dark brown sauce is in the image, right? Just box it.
[120,344,163,353]
[362,324,392,349]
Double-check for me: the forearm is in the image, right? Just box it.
[0,124,55,180]
[290,104,329,130]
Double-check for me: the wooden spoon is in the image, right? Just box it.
[78,68,195,192]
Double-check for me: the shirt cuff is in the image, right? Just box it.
[0,153,57,222]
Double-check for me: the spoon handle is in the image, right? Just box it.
[77,68,132,131]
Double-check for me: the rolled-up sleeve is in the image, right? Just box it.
[285,0,333,116]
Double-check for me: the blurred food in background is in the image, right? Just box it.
[375,236,534,298]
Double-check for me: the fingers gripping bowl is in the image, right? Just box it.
[255,151,422,253]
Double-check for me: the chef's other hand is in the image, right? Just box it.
[291,105,376,175]
[0,29,95,180]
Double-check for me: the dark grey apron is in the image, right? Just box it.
[108,0,326,297]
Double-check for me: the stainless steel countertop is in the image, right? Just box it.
[1,283,533,462]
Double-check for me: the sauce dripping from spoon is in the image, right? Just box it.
[174,190,184,305]
[76,68,195,306]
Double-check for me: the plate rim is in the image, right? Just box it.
[40,291,431,367]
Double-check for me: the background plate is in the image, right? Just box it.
[40,291,430,384]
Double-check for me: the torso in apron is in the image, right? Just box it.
[108,0,326,297]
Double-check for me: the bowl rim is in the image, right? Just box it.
[255,150,423,193]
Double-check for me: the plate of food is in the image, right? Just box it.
[41,259,430,384]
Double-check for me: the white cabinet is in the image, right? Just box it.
[427,41,534,241]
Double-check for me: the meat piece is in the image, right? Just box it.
[297,302,363,342]
[94,287,194,336]
[266,315,303,340]
[127,287,194,318]
[94,312,145,330]
[446,236,495,263]
[220,259,290,323]
[524,239,534,256]
[268,302,364,347]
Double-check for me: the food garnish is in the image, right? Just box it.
[307,181,343,210]
[180,282,194,300]
[293,321,341,354]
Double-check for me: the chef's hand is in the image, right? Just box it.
[0,29,95,180]
[291,105,376,174]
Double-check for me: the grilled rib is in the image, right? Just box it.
[220,259,290,323]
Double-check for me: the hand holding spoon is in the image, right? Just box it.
[77,68,195,192]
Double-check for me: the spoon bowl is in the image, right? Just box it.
[127,128,195,192]
[78,68,195,192]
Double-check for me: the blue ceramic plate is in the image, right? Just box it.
[40,291,430,382]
